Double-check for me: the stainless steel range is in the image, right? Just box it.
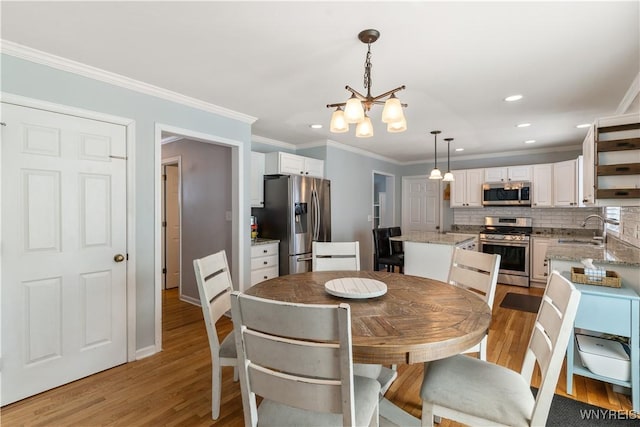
[479,216,532,287]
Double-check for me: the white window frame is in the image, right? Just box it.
[605,207,621,237]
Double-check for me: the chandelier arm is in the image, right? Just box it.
[345,86,367,100]
[326,102,347,109]
[370,85,406,102]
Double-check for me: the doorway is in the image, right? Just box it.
[372,171,395,229]
[154,124,246,353]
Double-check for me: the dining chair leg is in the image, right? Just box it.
[211,361,221,419]
[421,401,435,427]
[233,366,238,381]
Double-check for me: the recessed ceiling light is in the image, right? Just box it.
[504,94,523,102]
[516,123,531,128]
[576,123,591,128]
[524,140,536,144]
[309,124,323,129]
[455,148,464,152]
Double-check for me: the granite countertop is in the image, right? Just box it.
[391,231,477,246]
[251,238,279,246]
[546,238,640,267]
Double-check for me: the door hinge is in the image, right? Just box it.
[163,174,167,181]
[162,221,167,227]
[126,253,129,260]
[162,268,167,274]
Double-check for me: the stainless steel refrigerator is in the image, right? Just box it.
[253,175,331,275]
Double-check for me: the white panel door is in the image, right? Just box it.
[165,164,180,289]
[402,177,440,232]
[1,103,128,405]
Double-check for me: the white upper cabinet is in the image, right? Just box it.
[450,169,484,207]
[532,164,553,207]
[250,152,265,208]
[553,157,583,207]
[265,152,324,178]
[484,165,532,182]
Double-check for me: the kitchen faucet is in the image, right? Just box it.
[580,214,620,244]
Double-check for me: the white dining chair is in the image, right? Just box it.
[230,291,381,427]
[193,250,238,420]
[420,271,580,427]
[312,240,398,396]
[312,241,361,272]
[446,248,501,360]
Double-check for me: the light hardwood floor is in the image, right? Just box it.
[1,284,632,426]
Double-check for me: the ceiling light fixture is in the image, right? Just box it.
[516,123,531,128]
[576,123,591,128]
[504,94,523,102]
[309,124,323,129]
[455,148,464,152]
[442,137,455,182]
[524,139,536,144]
[428,130,443,180]
[327,29,407,138]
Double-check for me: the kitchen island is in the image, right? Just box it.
[391,231,478,281]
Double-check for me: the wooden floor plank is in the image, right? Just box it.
[1,284,633,426]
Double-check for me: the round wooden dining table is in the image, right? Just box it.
[245,270,492,365]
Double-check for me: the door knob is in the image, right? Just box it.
[114,254,125,263]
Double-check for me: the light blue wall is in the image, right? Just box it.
[2,54,253,351]
[321,145,402,270]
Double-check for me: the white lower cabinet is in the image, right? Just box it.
[530,237,557,283]
[250,242,279,286]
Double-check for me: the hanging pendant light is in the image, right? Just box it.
[442,137,455,182]
[428,130,443,180]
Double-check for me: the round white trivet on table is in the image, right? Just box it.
[324,277,387,299]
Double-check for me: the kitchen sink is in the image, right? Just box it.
[557,239,604,247]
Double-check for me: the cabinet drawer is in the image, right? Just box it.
[251,255,278,270]
[575,294,631,336]
[251,243,278,258]
[251,266,279,286]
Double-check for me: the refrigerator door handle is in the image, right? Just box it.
[296,256,312,262]
[312,188,319,240]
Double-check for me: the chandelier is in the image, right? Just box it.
[327,29,407,138]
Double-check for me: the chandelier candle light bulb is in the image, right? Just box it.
[327,29,407,137]
[330,107,349,133]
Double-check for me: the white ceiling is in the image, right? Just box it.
[2,1,638,163]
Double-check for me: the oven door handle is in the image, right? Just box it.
[479,240,529,247]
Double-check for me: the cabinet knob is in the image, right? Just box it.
[263,276,268,279]
[300,171,304,174]
[263,249,267,253]
[544,273,548,276]
[305,172,309,175]
[263,261,268,265]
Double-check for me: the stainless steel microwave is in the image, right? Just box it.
[482,181,532,206]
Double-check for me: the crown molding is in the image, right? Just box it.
[296,139,402,165]
[1,39,257,124]
[401,143,583,165]
[617,71,640,115]
[251,135,297,150]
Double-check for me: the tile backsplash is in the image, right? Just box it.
[620,206,640,248]
[453,206,639,248]
[453,207,604,229]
